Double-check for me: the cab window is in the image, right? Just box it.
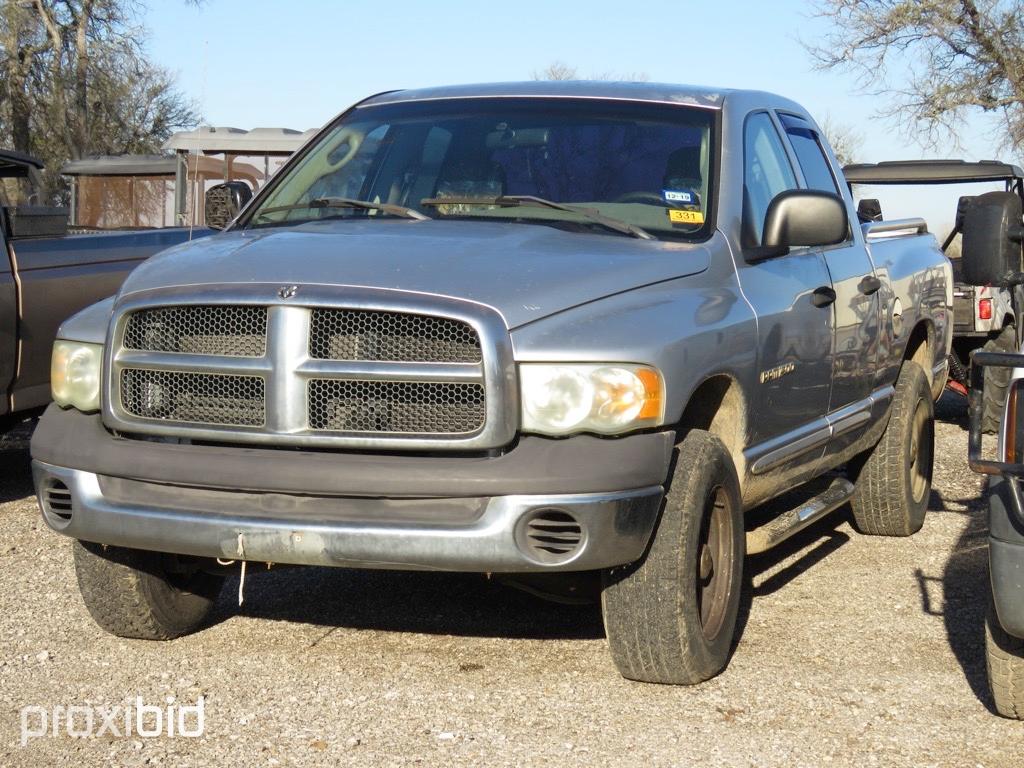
[779,114,839,194]
[743,112,798,247]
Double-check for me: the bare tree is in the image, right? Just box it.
[0,1,201,202]
[819,113,864,165]
[806,0,1024,150]
[533,61,578,81]
[532,60,649,82]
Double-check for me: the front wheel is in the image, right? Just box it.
[987,594,1024,718]
[73,540,225,640]
[602,429,744,684]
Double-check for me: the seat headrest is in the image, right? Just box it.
[439,157,505,184]
[435,157,506,198]
[664,146,703,189]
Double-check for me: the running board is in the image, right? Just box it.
[746,477,855,555]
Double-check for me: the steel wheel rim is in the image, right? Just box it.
[696,485,734,642]
[909,397,931,504]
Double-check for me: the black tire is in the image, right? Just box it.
[981,325,1016,434]
[850,361,933,536]
[73,540,225,640]
[602,430,744,685]
[987,594,1024,719]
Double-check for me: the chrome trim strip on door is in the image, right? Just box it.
[745,384,895,475]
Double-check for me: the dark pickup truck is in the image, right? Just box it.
[0,150,209,426]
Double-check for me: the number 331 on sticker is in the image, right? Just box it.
[668,209,704,224]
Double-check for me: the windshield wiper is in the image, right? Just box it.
[419,194,654,240]
[254,197,431,221]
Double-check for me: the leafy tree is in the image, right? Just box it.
[807,0,1024,150]
[0,1,200,202]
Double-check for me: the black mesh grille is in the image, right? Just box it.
[120,369,265,426]
[309,309,481,363]
[124,306,267,357]
[307,379,485,434]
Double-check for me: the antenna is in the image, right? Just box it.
[188,39,209,241]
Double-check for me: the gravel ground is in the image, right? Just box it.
[1,395,1023,766]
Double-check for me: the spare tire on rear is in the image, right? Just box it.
[961,191,1023,287]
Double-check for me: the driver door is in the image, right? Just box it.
[779,113,881,457]
[735,111,835,479]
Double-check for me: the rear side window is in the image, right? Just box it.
[743,112,798,246]
[779,114,839,194]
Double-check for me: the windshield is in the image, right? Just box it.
[244,97,716,239]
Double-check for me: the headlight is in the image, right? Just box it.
[519,363,665,435]
[51,340,103,412]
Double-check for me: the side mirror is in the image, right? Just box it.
[755,190,849,259]
[961,191,1024,286]
[857,198,882,224]
[204,181,253,230]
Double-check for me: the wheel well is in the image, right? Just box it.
[903,321,934,385]
[677,375,747,478]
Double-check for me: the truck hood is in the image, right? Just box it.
[120,220,711,328]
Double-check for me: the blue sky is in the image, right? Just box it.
[144,0,1017,230]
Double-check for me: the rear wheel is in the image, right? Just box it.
[602,430,744,684]
[981,325,1016,434]
[850,361,933,536]
[73,540,225,640]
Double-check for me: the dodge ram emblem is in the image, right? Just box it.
[278,285,298,300]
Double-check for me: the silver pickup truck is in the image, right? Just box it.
[30,82,953,685]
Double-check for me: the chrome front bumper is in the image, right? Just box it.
[33,461,663,572]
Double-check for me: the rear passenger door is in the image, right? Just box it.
[778,113,880,449]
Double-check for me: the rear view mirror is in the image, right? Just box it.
[961,191,1024,286]
[485,127,550,149]
[754,190,849,259]
[204,181,253,230]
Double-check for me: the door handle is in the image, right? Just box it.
[858,275,882,295]
[812,286,837,307]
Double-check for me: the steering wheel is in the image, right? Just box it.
[613,191,668,205]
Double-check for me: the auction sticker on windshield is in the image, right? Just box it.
[668,209,704,224]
